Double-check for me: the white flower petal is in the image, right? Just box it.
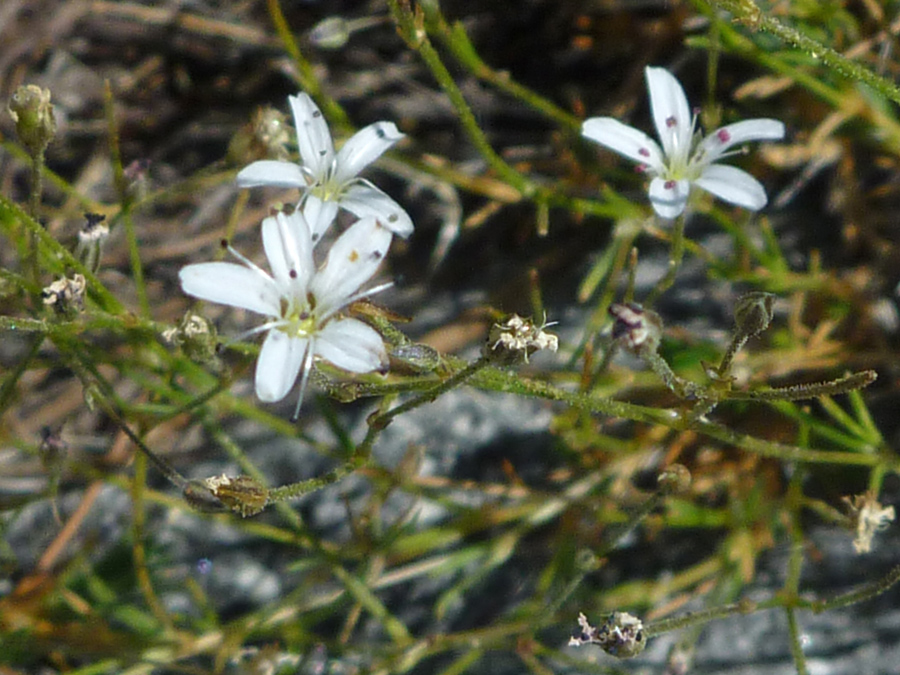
[301,195,340,244]
[334,121,404,184]
[582,117,664,169]
[695,164,768,211]
[289,93,334,177]
[648,177,690,219]
[179,262,280,315]
[645,66,693,161]
[255,330,308,402]
[315,318,387,373]
[236,160,308,188]
[340,183,414,238]
[261,212,314,289]
[311,216,392,313]
[696,118,785,164]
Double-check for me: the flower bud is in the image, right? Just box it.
[163,312,219,365]
[309,17,351,49]
[75,212,110,272]
[609,302,662,355]
[228,106,291,164]
[657,463,691,496]
[8,84,57,154]
[733,291,775,340]
[39,426,68,472]
[390,343,442,373]
[188,474,269,518]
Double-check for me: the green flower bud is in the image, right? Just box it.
[657,464,691,496]
[309,17,351,49]
[8,84,57,154]
[162,312,219,365]
[733,291,775,340]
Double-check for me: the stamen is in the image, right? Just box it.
[717,128,731,143]
[319,281,395,323]
[291,342,315,422]
[638,148,650,157]
[228,321,282,345]
[226,242,270,278]
[664,180,676,189]
[665,116,677,128]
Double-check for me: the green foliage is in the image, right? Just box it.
[1,1,899,674]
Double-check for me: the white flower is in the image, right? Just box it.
[582,66,785,219]
[236,93,413,241]
[179,210,391,417]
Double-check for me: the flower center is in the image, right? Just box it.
[278,294,318,338]
[309,180,344,202]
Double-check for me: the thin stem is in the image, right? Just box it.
[785,607,810,675]
[727,371,878,402]
[641,348,703,400]
[429,11,581,132]
[707,0,900,107]
[267,357,492,505]
[0,194,123,312]
[104,81,149,316]
[265,0,349,127]
[370,356,492,431]
[809,564,900,613]
[644,214,686,306]
[63,347,187,489]
[644,599,760,637]
[387,0,534,198]
[467,366,898,469]
[131,451,176,631]
[26,147,45,294]
[716,333,748,378]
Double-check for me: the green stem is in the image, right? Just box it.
[27,148,45,295]
[387,0,534,198]
[429,11,581,131]
[644,214,686,306]
[104,82,149,316]
[707,0,900,106]
[265,0,350,127]
[0,194,122,312]
[267,357,491,505]
[809,564,900,613]
[63,346,187,489]
[370,356,491,431]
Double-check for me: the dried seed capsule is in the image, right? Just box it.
[569,611,647,658]
[485,314,558,365]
